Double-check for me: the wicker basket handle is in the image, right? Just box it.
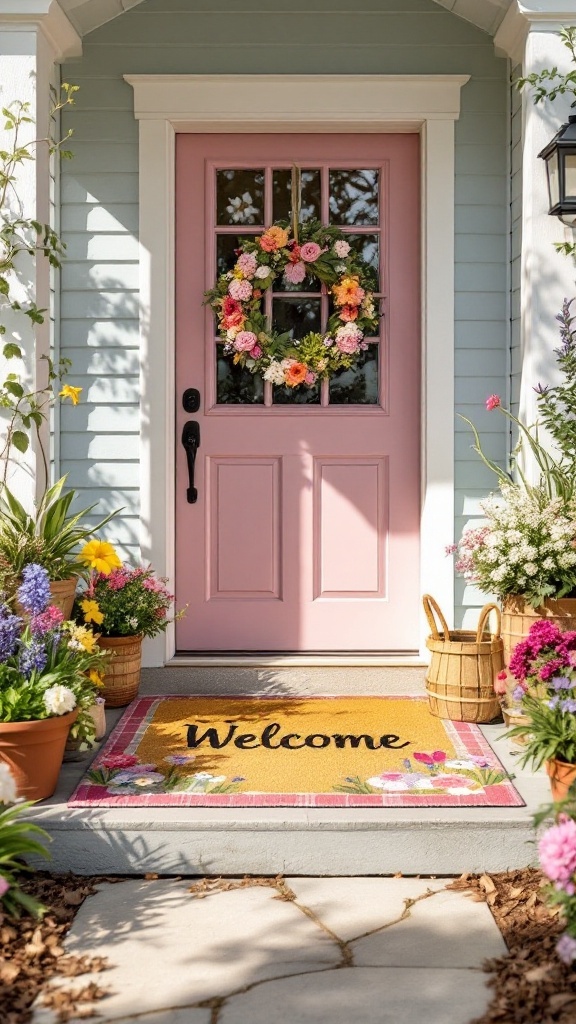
[475,603,502,642]
[422,594,450,640]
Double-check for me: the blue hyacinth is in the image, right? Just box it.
[17,564,51,616]
[18,638,48,680]
[0,606,22,662]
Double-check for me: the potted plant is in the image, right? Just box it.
[0,564,109,800]
[0,762,51,918]
[75,543,180,707]
[504,619,576,799]
[0,477,118,618]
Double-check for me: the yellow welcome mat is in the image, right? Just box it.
[69,695,524,808]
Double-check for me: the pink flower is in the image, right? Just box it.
[107,569,130,591]
[228,278,253,302]
[336,333,361,355]
[100,754,139,770]
[284,261,306,285]
[31,605,64,635]
[236,252,257,278]
[413,751,447,766]
[300,242,322,263]
[431,775,475,789]
[334,239,351,258]
[539,817,576,889]
[234,331,258,352]
[445,544,457,556]
[493,675,508,696]
[485,394,501,411]
[339,305,358,323]
[305,371,317,385]
[0,875,10,898]
[250,344,263,359]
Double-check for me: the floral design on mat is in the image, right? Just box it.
[86,754,245,796]
[333,750,511,796]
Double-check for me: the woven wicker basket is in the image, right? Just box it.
[501,595,576,667]
[97,634,143,708]
[423,595,503,723]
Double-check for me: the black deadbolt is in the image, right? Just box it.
[182,388,201,413]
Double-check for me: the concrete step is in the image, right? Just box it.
[25,667,549,876]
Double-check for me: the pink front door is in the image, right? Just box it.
[175,135,420,651]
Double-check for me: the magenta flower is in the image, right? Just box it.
[413,751,447,766]
[539,817,576,889]
[31,605,64,635]
[485,394,501,411]
[100,754,139,770]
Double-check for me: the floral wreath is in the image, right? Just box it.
[205,219,379,391]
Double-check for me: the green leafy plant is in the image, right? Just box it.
[0,476,118,585]
[0,84,80,483]
[515,26,576,105]
[76,548,181,639]
[0,801,51,919]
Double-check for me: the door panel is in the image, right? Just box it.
[175,134,420,651]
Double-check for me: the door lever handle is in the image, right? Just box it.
[181,421,200,503]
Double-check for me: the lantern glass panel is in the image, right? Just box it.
[547,149,560,210]
[565,153,576,198]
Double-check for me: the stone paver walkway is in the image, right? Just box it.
[32,876,506,1024]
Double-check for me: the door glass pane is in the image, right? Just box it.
[274,381,321,405]
[216,170,264,225]
[272,169,321,223]
[216,234,246,277]
[329,345,379,405]
[329,169,379,225]
[217,357,264,405]
[272,298,321,339]
[346,234,380,293]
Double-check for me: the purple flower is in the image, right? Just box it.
[0,607,22,661]
[231,776,246,783]
[512,685,526,703]
[560,699,576,713]
[17,564,50,615]
[548,696,561,710]
[18,639,47,679]
[553,676,574,691]
[556,933,576,964]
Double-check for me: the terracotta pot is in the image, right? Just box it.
[97,635,143,708]
[546,757,576,802]
[0,708,79,801]
[501,595,576,667]
[15,576,78,621]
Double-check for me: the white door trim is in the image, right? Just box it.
[125,74,469,666]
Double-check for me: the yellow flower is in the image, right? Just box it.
[69,624,98,653]
[59,384,83,405]
[80,540,122,575]
[89,669,104,688]
[81,599,104,626]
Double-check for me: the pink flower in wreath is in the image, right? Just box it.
[334,239,351,258]
[284,261,306,285]
[236,252,258,278]
[234,330,258,352]
[305,371,317,385]
[335,330,361,355]
[300,242,322,263]
[340,304,359,323]
[228,278,253,302]
[250,344,263,359]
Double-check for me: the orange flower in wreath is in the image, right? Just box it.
[332,275,366,308]
[259,225,290,252]
[284,361,308,387]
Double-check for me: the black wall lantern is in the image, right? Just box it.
[539,114,576,225]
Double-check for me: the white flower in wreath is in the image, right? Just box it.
[43,684,76,716]
[0,763,17,805]
[263,361,287,385]
[255,265,272,280]
[226,192,259,224]
[334,239,351,257]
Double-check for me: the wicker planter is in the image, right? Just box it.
[546,757,576,802]
[15,576,77,621]
[0,708,78,800]
[97,634,143,707]
[501,596,576,667]
[501,705,531,745]
[423,595,503,723]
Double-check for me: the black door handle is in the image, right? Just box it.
[181,421,200,503]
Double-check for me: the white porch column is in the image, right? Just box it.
[0,1,80,503]
[496,2,576,450]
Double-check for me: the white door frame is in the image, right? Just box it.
[124,74,469,666]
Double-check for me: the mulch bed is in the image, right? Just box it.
[449,868,576,1023]
[1,868,576,1023]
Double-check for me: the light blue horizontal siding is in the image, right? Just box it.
[61,0,509,629]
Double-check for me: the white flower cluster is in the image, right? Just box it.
[43,684,77,716]
[263,359,292,384]
[0,762,17,805]
[469,485,576,603]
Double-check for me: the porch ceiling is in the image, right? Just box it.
[56,0,512,39]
